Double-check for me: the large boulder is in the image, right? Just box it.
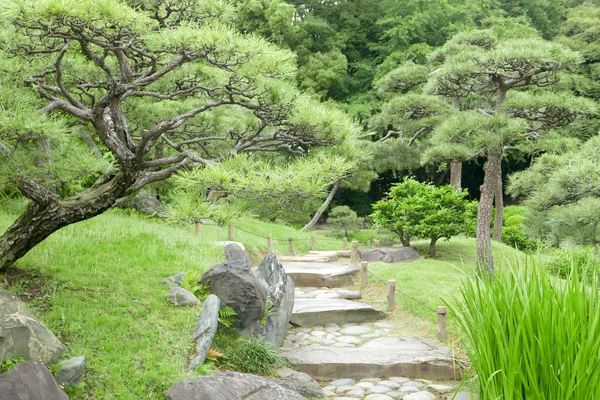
[223,243,251,269]
[166,371,306,400]
[358,247,420,263]
[188,295,220,371]
[200,261,267,335]
[254,253,294,346]
[0,289,63,365]
[0,361,69,400]
[130,190,167,217]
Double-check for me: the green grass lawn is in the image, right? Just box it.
[0,207,529,398]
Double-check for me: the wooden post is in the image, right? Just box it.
[343,237,348,250]
[373,239,380,248]
[437,306,447,342]
[195,221,202,236]
[351,241,358,263]
[267,234,273,253]
[360,262,368,290]
[228,221,235,240]
[288,237,295,255]
[311,235,316,251]
[387,280,396,313]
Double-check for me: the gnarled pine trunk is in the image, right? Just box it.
[476,150,502,278]
[0,175,134,272]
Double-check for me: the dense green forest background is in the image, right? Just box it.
[231,0,600,213]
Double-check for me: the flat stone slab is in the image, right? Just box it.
[358,247,420,263]
[283,262,359,288]
[290,298,386,326]
[283,337,456,381]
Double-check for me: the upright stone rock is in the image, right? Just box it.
[358,247,420,263]
[201,261,267,335]
[0,361,69,400]
[163,272,186,288]
[255,253,295,346]
[166,371,306,400]
[223,243,251,269]
[0,289,63,365]
[188,295,220,371]
[55,356,87,387]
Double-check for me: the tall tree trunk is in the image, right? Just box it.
[493,172,503,242]
[301,179,341,231]
[0,175,133,272]
[476,150,501,278]
[450,161,462,190]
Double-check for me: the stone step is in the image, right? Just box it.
[308,250,351,258]
[290,298,386,326]
[282,337,456,381]
[283,262,359,288]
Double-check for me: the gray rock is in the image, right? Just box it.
[357,247,420,263]
[428,384,454,394]
[329,378,355,387]
[0,361,69,400]
[201,261,267,335]
[215,241,246,250]
[166,370,306,400]
[189,295,220,371]
[255,253,295,346]
[336,289,361,300]
[369,385,392,394]
[163,272,186,287]
[403,391,436,400]
[364,395,394,400]
[340,325,372,335]
[0,289,63,365]
[168,287,200,306]
[223,243,251,269]
[130,190,166,217]
[55,356,86,387]
[445,391,479,400]
[276,366,323,398]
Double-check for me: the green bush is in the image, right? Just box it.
[502,225,538,251]
[546,246,600,282]
[505,214,526,227]
[327,205,362,238]
[451,259,600,399]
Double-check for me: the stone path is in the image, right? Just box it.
[280,256,458,393]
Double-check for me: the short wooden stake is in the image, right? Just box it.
[373,239,380,248]
[228,221,235,240]
[360,262,368,290]
[343,237,348,250]
[288,237,295,255]
[267,234,273,253]
[387,280,396,313]
[437,306,447,342]
[195,221,202,236]
[311,235,316,251]
[351,241,358,263]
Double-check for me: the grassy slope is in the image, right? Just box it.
[0,208,527,398]
[0,209,338,399]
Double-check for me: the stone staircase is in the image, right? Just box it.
[279,251,457,385]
